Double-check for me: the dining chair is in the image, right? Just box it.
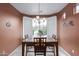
[34,38,46,56]
[47,37,57,56]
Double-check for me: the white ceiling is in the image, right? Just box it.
[10,3,68,15]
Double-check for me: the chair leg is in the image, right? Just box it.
[26,45,28,56]
[44,52,46,56]
[44,49,46,56]
[34,50,36,56]
[34,51,36,56]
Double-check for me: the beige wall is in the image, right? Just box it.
[0,3,23,55]
[57,3,79,56]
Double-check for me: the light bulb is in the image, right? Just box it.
[33,18,36,20]
[43,17,46,22]
[36,16,40,19]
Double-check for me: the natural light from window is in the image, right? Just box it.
[32,18,47,37]
[76,4,79,13]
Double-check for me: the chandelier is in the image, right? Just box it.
[33,3,46,24]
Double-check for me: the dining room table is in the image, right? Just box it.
[22,37,58,56]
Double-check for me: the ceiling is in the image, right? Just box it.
[10,3,68,15]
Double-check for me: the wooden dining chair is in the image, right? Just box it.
[34,38,46,56]
[47,38,57,56]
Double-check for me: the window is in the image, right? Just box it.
[32,18,47,37]
[75,3,79,13]
[62,12,66,19]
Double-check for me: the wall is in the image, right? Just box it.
[57,3,79,56]
[0,3,22,55]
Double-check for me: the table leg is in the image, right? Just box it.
[56,42,58,56]
[22,43,25,56]
[44,48,46,56]
[53,44,55,56]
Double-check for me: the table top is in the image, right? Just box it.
[22,40,58,46]
[22,39,58,42]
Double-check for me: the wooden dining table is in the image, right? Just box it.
[22,37,58,56]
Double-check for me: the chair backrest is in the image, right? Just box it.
[34,37,46,46]
[34,38,39,46]
[34,37,46,56]
[41,38,46,46]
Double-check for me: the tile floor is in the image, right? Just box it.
[9,45,71,56]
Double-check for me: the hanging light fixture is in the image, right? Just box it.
[33,3,46,21]
[36,3,40,20]
[36,16,40,20]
